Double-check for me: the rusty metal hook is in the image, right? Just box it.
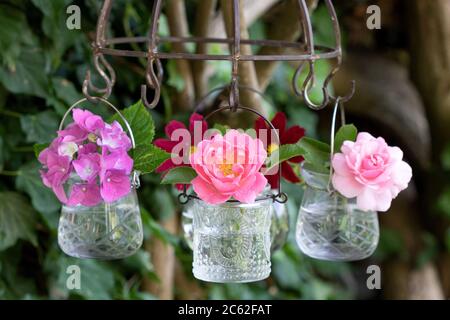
[141,57,163,109]
[293,61,330,110]
[82,53,116,102]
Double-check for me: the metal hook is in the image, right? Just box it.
[293,61,330,110]
[141,58,163,109]
[82,53,116,102]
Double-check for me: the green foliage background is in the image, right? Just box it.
[0,0,391,300]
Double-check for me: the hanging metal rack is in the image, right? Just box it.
[83,0,355,111]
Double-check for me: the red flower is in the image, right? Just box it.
[255,112,305,189]
[154,113,208,190]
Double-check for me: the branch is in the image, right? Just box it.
[166,0,196,110]
[220,0,261,124]
[193,0,217,99]
[255,0,318,91]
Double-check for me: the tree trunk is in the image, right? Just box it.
[408,0,450,299]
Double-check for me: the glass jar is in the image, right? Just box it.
[192,198,272,283]
[295,164,379,261]
[181,201,194,249]
[183,187,288,253]
[58,186,143,260]
[268,189,289,253]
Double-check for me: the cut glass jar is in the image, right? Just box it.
[295,164,379,261]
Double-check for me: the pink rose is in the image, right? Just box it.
[332,132,412,212]
[190,130,268,204]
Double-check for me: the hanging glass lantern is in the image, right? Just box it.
[182,186,289,254]
[295,163,379,261]
[54,98,144,260]
[58,178,143,260]
[191,196,272,283]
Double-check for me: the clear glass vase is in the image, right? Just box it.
[295,164,379,261]
[192,198,272,283]
[183,188,288,253]
[268,189,289,253]
[58,188,143,260]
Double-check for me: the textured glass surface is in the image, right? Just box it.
[295,166,379,261]
[183,188,288,253]
[269,195,289,253]
[58,189,143,260]
[192,199,272,283]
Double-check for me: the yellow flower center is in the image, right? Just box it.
[218,163,234,176]
[268,143,279,155]
[88,133,97,143]
[190,146,197,155]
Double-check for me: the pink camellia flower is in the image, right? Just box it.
[100,169,131,203]
[73,108,105,133]
[190,130,268,204]
[98,121,132,152]
[58,123,88,143]
[67,183,102,207]
[332,132,413,212]
[73,153,101,182]
[40,151,71,203]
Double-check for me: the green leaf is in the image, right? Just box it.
[133,144,170,175]
[148,188,176,220]
[141,208,179,246]
[266,143,305,170]
[161,167,197,185]
[33,143,49,159]
[0,47,49,98]
[15,161,60,230]
[298,137,331,173]
[334,124,357,153]
[213,123,230,135]
[167,60,185,92]
[20,110,59,144]
[0,192,38,250]
[112,100,170,174]
[44,247,116,300]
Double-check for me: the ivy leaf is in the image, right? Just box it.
[0,192,38,250]
[44,247,116,300]
[20,110,59,144]
[112,100,170,174]
[16,161,60,231]
[161,167,197,185]
[334,124,357,153]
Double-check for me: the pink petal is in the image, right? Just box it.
[391,160,412,191]
[233,172,267,203]
[332,153,352,176]
[332,174,363,198]
[191,176,231,204]
[100,170,131,203]
[154,138,178,152]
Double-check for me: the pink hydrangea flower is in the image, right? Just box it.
[67,183,102,207]
[57,123,88,143]
[58,141,78,159]
[98,121,132,152]
[40,151,71,203]
[73,108,105,133]
[73,153,101,182]
[190,130,268,204]
[332,132,413,212]
[101,150,133,177]
[100,169,132,203]
[78,143,98,155]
